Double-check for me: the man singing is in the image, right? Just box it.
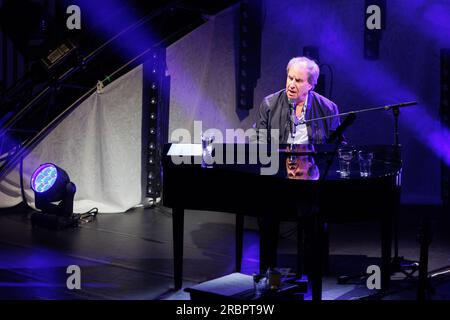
[256,56,341,144]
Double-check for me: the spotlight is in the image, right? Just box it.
[30,163,77,229]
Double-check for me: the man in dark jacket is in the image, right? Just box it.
[255,57,343,273]
[256,57,341,144]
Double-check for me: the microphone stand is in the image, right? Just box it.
[305,113,356,300]
[383,103,426,294]
[393,105,400,147]
[389,104,414,279]
[303,101,418,278]
[311,100,425,299]
[291,100,419,299]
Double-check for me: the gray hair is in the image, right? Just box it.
[286,57,320,89]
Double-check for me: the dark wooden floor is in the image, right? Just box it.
[0,203,449,300]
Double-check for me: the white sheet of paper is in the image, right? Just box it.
[188,273,253,296]
[167,144,202,156]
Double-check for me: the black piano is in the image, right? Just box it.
[162,143,402,300]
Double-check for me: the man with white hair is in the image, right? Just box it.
[257,56,341,144]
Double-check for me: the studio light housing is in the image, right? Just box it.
[30,163,77,229]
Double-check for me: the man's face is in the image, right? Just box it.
[285,65,312,102]
[286,156,319,180]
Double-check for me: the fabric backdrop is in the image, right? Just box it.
[0,65,143,213]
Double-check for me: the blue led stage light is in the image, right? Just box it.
[30,163,77,229]
[30,163,58,193]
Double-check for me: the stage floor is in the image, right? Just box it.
[0,203,449,300]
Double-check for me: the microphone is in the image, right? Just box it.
[288,98,297,138]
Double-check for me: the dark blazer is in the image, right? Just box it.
[256,89,341,144]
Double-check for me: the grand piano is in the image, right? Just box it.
[162,143,402,300]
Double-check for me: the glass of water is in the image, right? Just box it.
[201,134,215,168]
[358,151,374,177]
[253,274,268,298]
[337,147,353,178]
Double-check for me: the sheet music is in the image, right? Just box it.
[188,273,253,296]
[167,144,202,156]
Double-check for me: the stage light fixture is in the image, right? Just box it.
[30,163,77,229]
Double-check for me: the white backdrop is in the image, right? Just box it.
[0,65,144,213]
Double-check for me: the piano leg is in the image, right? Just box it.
[299,218,330,277]
[381,214,392,292]
[297,221,305,277]
[417,215,431,300]
[258,216,280,273]
[323,223,330,274]
[311,213,324,301]
[235,215,244,272]
[173,207,184,290]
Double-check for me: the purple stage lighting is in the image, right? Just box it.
[30,163,58,193]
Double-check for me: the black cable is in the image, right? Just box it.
[75,207,99,224]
